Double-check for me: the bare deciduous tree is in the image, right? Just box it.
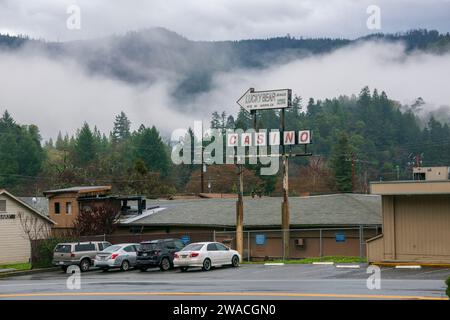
[18,212,52,268]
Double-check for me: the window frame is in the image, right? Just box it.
[65,202,72,215]
[207,243,218,251]
[215,243,229,251]
[0,200,6,212]
[54,202,61,214]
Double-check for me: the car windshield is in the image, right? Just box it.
[101,245,122,253]
[139,242,159,251]
[180,243,204,251]
[55,244,71,253]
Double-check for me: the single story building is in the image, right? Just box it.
[0,189,55,264]
[115,194,382,260]
[367,180,450,264]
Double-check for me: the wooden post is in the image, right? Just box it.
[281,108,290,260]
[236,164,244,256]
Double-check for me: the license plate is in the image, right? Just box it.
[181,255,188,258]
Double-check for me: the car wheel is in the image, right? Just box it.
[140,267,148,272]
[231,255,240,267]
[120,260,130,271]
[180,267,189,272]
[80,259,90,272]
[202,258,211,271]
[160,257,170,271]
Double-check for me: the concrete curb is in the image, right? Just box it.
[0,267,59,279]
[312,262,334,265]
[372,262,450,268]
[264,263,285,266]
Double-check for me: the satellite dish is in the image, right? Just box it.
[32,197,37,204]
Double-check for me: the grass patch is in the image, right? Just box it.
[0,262,32,270]
[243,256,366,264]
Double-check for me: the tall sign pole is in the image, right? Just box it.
[280,108,290,260]
[236,164,244,257]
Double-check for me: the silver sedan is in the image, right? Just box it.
[94,243,140,271]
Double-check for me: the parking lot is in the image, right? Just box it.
[0,264,449,300]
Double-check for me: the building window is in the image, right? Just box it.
[0,200,6,212]
[66,202,72,215]
[54,202,60,214]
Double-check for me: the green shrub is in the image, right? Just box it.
[31,237,75,269]
[446,276,450,298]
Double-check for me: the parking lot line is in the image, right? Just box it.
[335,265,361,269]
[0,291,447,300]
[415,268,450,276]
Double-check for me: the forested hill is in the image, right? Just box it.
[1,29,449,98]
[1,87,449,196]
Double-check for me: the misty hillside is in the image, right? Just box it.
[1,28,450,99]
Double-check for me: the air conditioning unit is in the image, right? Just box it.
[295,238,305,247]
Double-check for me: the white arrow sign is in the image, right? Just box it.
[237,88,292,112]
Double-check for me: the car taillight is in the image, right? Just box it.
[111,253,119,259]
[190,252,199,258]
[174,253,179,258]
[70,253,75,258]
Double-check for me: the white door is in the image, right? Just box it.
[215,243,231,264]
[206,243,220,265]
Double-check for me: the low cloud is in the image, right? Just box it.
[190,41,450,119]
[0,40,449,142]
[0,49,199,141]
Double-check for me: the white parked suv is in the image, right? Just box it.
[173,242,241,272]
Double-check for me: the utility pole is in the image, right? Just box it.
[200,162,205,193]
[280,108,290,260]
[235,110,256,258]
[200,125,205,193]
[351,154,356,192]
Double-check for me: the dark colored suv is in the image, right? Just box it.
[136,239,185,271]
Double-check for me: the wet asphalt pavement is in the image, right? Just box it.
[0,264,449,300]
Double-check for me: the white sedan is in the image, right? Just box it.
[173,242,241,272]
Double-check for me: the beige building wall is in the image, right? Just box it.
[368,193,450,263]
[0,194,51,264]
[393,195,450,261]
[413,167,450,181]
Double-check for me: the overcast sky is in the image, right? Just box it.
[1,1,450,141]
[1,0,450,41]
